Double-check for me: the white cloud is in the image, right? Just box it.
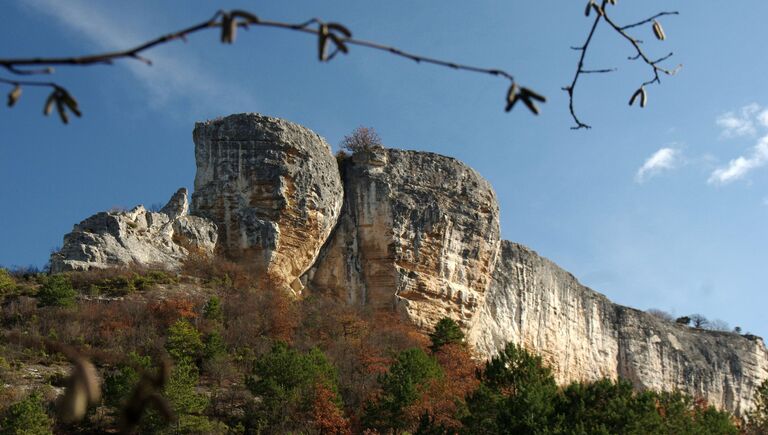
[20,0,257,115]
[716,103,760,138]
[635,147,681,183]
[758,110,768,128]
[709,104,768,185]
[708,136,768,185]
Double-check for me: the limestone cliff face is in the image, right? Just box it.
[306,147,500,328]
[50,113,768,415]
[191,114,343,292]
[469,241,768,415]
[50,188,217,272]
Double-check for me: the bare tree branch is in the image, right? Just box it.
[581,68,617,74]
[562,6,603,130]
[564,1,680,129]
[620,11,679,31]
[1,9,541,123]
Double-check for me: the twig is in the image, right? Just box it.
[580,68,616,74]
[564,1,680,129]
[0,76,60,88]
[620,12,679,31]
[562,5,603,130]
[1,9,533,122]
[0,10,224,71]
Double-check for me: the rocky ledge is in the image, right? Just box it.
[50,188,217,273]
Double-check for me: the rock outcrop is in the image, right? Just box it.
[50,188,217,272]
[468,241,768,416]
[50,113,768,415]
[191,114,343,293]
[305,147,500,328]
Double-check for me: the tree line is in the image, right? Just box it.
[1,261,766,434]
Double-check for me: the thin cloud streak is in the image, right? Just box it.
[635,147,680,183]
[716,103,760,138]
[20,0,257,115]
[708,136,768,185]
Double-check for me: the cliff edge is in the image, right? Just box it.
[468,241,768,416]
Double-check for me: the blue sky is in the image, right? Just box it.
[1,1,767,337]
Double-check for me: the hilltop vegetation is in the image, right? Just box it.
[0,262,763,434]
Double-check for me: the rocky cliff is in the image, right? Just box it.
[191,114,343,293]
[305,147,500,328]
[51,113,768,414]
[468,241,768,416]
[51,188,217,272]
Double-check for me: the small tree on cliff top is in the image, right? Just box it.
[340,126,382,154]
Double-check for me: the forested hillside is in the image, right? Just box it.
[0,260,765,434]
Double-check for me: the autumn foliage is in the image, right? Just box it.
[0,262,745,434]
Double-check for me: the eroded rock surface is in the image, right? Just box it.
[469,241,768,415]
[191,114,343,292]
[50,188,217,272]
[306,147,500,328]
[48,113,768,415]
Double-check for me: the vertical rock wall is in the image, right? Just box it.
[469,241,768,415]
[307,147,500,328]
[191,114,343,292]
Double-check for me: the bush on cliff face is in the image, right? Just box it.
[339,126,382,154]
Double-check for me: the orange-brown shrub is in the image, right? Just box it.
[181,251,256,291]
[149,297,198,327]
[339,126,383,154]
[311,383,352,435]
[404,343,480,430]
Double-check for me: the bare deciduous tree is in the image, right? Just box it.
[646,308,674,322]
[340,127,383,154]
[689,314,709,329]
[705,319,730,332]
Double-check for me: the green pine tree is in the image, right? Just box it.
[364,347,443,432]
[37,274,76,307]
[165,319,203,362]
[245,342,342,433]
[463,342,558,434]
[429,317,465,352]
